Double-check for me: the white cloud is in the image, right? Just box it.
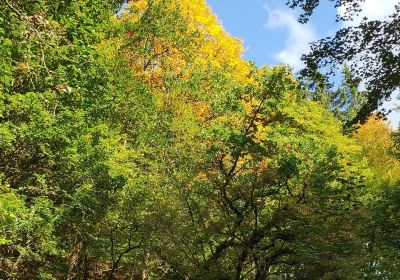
[339,0,398,26]
[264,7,317,70]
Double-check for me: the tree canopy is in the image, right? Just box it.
[287,0,400,124]
[0,0,399,279]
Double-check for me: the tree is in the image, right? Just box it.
[300,65,367,129]
[352,116,400,279]
[1,0,395,279]
[0,0,126,278]
[287,0,400,124]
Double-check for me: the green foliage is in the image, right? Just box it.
[1,0,399,279]
[288,0,400,124]
[299,65,367,129]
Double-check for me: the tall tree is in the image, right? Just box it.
[1,0,396,279]
[352,116,400,279]
[287,0,400,124]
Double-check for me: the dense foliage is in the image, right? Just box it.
[1,0,399,279]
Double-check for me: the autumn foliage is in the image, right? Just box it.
[0,0,399,279]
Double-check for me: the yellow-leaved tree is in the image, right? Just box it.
[353,115,400,184]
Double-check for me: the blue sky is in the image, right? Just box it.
[205,0,400,127]
[206,0,339,69]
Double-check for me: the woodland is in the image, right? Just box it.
[0,0,399,279]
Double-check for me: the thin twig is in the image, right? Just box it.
[3,0,23,18]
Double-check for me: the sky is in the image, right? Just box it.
[205,0,400,127]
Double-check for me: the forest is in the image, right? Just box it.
[0,0,399,279]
